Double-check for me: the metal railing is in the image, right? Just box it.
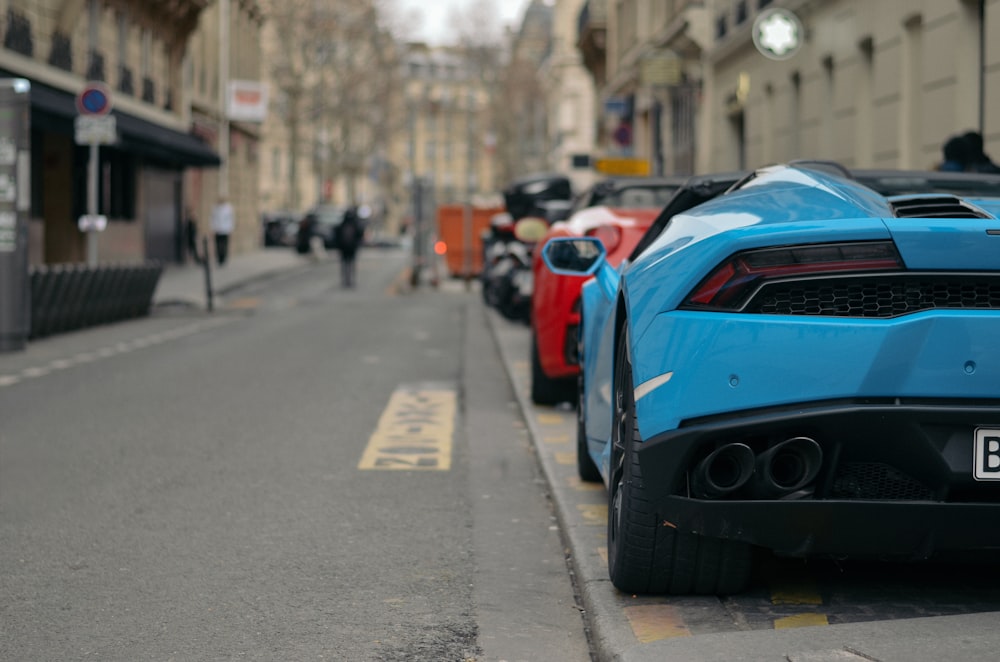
[28,261,163,339]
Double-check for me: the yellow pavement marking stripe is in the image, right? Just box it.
[358,387,456,471]
[537,413,565,425]
[577,503,607,525]
[543,434,571,444]
[774,613,829,629]
[554,451,575,465]
[566,475,604,491]
[226,297,260,310]
[623,604,692,643]
[771,576,823,605]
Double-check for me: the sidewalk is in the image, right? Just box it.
[153,247,319,310]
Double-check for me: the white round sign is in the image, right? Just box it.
[752,8,803,61]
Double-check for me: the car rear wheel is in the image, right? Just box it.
[607,329,753,595]
[530,335,575,406]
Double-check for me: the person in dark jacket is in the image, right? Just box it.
[962,131,1000,174]
[938,135,972,172]
[335,207,364,288]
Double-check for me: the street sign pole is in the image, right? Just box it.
[75,82,114,267]
[86,141,99,265]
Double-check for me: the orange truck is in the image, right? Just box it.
[435,204,504,277]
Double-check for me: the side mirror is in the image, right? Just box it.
[542,237,606,276]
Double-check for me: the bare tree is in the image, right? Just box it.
[261,0,401,208]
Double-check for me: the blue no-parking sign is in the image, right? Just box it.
[76,82,113,115]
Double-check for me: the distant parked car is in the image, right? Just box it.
[529,176,686,405]
[296,205,346,254]
[262,211,301,247]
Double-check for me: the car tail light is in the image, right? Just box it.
[587,225,622,253]
[684,241,903,310]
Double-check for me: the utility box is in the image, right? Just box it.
[436,204,503,278]
[0,79,31,352]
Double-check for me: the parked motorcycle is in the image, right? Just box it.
[484,216,548,323]
[483,173,573,323]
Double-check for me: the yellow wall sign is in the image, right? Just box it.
[358,386,456,470]
[594,157,650,176]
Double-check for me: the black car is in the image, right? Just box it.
[262,211,301,247]
[296,205,346,254]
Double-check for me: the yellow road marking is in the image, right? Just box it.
[537,413,565,425]
[597,546,608,565]
[225,297,260,310]
[577,503,607,525]
[358,386,456,470]
[554,451,575,465]
[544,434,570,444]
[623,604,692,643]
[771,574,823,605]
[566,475,604,491]
[774,613,829,628]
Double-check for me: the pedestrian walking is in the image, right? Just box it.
[335,207,365,288]
[211,196,234,266]
[961,131,1000,174]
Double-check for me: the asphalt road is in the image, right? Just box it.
[0,250,591,661]
[7,246,1000,662]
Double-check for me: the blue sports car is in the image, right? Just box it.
[542,162,1000,595]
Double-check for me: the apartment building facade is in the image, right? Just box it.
[578,0,998,176]
[0,0,262,266]
[542,0,598,193]
[392,43,502,231]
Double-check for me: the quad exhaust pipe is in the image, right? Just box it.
[750,436,822,498]
[691,437,823,499]
[691,442,755,499]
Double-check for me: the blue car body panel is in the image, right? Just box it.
[576,165,1000,499]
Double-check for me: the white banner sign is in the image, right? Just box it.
[227,80,269,122]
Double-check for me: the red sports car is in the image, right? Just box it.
[530,204,664,405]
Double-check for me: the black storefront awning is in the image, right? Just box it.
[18,76,220,168]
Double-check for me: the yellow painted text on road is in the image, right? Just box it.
[359,386,456,471]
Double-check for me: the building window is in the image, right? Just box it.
[73,147,136,221]
[4,9,33,56]
[716,14,728,39]
[86,0,104,80]
[48,32,72,70]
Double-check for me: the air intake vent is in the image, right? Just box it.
[889,196,991,219]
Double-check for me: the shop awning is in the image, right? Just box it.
[18,76,221,168]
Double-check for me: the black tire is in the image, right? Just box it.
[530,335,575,405]
[577,373,601,482]
[607,329,753,595]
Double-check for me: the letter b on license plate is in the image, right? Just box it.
[974,428,1000,480]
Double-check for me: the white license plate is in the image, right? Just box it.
[974,428,1000,480]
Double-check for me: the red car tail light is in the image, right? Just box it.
[684,241,903,310]
[588,225,622,253]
